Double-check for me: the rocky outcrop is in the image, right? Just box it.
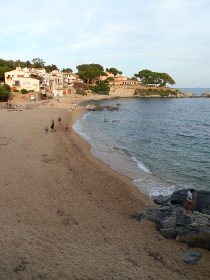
[86,104,120,111]
[170,189,210,215]
[133,189,210,250]
[201,93,210,97]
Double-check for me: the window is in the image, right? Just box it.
[14,81,20,86]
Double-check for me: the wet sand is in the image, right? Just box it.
[0,100,209,280]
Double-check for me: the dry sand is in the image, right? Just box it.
[0,97,210,280]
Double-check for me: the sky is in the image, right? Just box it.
[1,0,210,87]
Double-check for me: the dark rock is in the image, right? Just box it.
[177,224,210,250]
[154,195,170,206]
[175,207,192,226]
[133,199,210,250]
[171,189,188,207]
[183,250,201,265]
[196,191,210,215]
[160,227,177,239]
[171,189,210,215]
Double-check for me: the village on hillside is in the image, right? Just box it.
[3,66,141,101]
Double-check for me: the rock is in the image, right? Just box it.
[183,250,201,265]
[133,199,210,250]
[171,189,188,207]
[196,191,210,215]
[86,104,119,112]
[86,104,98,111]
[201,93,210,97]
[171,189,210,215]
[154,195,170,206]
[157,234,164,241]
[177,224,210,250]
[175,207,192,226]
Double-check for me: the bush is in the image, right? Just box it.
[0,84,10,101]
[89,81,110,95]
[76,89,87,96]
[20,88,28,94]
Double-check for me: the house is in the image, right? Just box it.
[99,72,115,81]
[5,67,40,92]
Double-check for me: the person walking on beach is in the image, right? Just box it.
[58,116,62,124]
[51,120,55,131]
[186,188,195,214]
[44,126,48,133]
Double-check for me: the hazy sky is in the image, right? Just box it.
[1,0,210,87]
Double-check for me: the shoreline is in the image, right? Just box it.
[69,105,152,207]
[0,97,209,279]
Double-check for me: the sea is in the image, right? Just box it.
[73,88,210,197]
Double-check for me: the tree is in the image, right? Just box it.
[0,84,10,101]
[134,69,175,86]
[31,58,45,68]
[62,68,73,73]
[76,64,107,85]
[106,67,122,76]
[158,73,175,86]
[45,64,58,72]
[89,81,110,95]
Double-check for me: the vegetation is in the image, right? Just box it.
[0,84,10,101]
[0,58,60,81]
[45,64,58,72]
[76,64,107,85]
[73,82,88,96]
[89,81,110,95]
[62,68,73,73]
[106,67,122,76]
[20,88,28,94]
[134,69,175,86]
[134,88,179,97]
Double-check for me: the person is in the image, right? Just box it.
[51,120,54,131]
[58,116,62,124]
[186,188,195,214]
[44,126,48,133]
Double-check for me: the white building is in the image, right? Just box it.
[5,67,40,92]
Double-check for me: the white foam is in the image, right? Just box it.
[82,112,91,120]
[131,156,151,174]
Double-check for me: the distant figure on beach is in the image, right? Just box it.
[186,188,195,214]
[65,125,68,132]
[58,116,62,124]
[104,117,108,123]
[44,126,48,133]
[51,120,55,131]
[75,103,77,108]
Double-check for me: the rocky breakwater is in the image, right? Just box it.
[133,189,210,251]
[201,93,210,97]
[86,103,120,111]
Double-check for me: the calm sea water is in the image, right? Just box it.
[74,94,210,196]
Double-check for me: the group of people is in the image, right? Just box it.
[44,117,68,133]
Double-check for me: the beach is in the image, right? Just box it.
[0,96,210,280]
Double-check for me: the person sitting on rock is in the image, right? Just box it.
[186,188,195,214]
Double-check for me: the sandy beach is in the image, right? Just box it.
[0,96,210,280]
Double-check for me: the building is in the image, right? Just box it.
[5,67,40,92]
[99,72,115,81]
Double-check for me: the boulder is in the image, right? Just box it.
[171,189,188,207]
[133,204,210,250]
[154,195,170,206]
[170,189,210,215]
[183,250,201,265]
[196,191,210,215]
